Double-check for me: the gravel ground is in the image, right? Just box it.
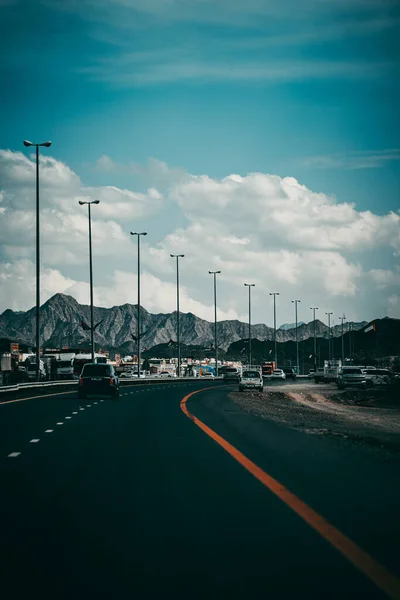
[228,380,400,453]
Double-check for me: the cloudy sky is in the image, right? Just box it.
[1,0,399,327]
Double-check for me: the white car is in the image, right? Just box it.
[363,368,392,387]
[270,369,286,380]
[239,370,263,392]
[201,371,215,379]
[159,371,176,378]
[119,371,133,378]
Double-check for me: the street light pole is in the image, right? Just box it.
[244,284,255,366]
[171,254,184,377]
[339,315,346,364]
[292,300,301,374]
[325,312,333,360]
[23,140,52,381]
[209,270,221,376]
[269,293,279,367]
[310,307,318,373]
[131,232,147,377]
[79,199,100,361]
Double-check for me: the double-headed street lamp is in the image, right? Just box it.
[291,300,301,375]
[170,254,184,377]
[325,312,333,360]
[269,293,279,367]
[244,284,255,366]
[209,270,221,376]
[79,199,100,361]
[130,232,147,377]
[310,307,319,371]
[23,140,52,381]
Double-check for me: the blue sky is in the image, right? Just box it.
[0,0,399,325]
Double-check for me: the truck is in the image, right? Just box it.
[56,355,76,380]
[261,361,276,377]
[323,359,342,383]
[26,359,46,381]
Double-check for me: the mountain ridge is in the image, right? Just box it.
[0,293,369,352]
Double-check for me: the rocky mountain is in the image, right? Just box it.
[279,321,306,330]
[0,293,368,353]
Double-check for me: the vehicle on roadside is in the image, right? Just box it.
[223,366,241,383]
[282,367,296,380]
[131,370,147,379]
[337,366,367,390]
[56,357,75,380]
[159,371,176,378]
[239,369,263,392]
[78,363,119,399]
[324,359,342,383]
[270,369,286,380]
[201,371,214,379]
[119,371,134,378]
[261,361,276,377]
[26,359,46,381]
[308,369,315,379]
[363,368,392,388]
[314,367,325,383]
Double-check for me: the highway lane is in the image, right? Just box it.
[1,383,399,599]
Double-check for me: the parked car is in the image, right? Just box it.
[201,371,215,379]
[159,371,176,378]
[119,371,133,378]
[78,363,119,399]
[270,369,286,380]
[363,368,392,387]
[337,367,367,390]
[314,368,325,383]
[308,369,315,379]
[239,369,264,392]
[282,367,296,380]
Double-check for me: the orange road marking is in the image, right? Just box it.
[180,387,400,600]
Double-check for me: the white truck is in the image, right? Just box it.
[323,359,342,383]
[56,355,76,380]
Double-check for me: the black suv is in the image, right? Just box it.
[78,363,119,399]
[282,367,297,380]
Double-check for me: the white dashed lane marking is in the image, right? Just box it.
[73,411,78,414]
[86,405,91,407]
[79,408,84,411]
[93,401,98,404]
[56,422,63,425]
[45,429,53,433]
[30,439,40,443]
[65,416,72,419]
[8,452,21,458]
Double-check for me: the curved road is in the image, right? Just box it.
[1,382,399,599]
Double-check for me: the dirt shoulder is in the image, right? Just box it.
[228,381,400,452]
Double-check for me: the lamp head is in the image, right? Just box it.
[23,140,33,147]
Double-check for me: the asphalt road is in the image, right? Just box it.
[1,382,399,599]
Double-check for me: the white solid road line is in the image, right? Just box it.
[30,439,40,443]
[8,452,21,457]
[45,429,53,433]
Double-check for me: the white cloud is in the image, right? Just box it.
[0,149,399,325]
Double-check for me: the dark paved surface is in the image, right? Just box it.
[1,382,398,599]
